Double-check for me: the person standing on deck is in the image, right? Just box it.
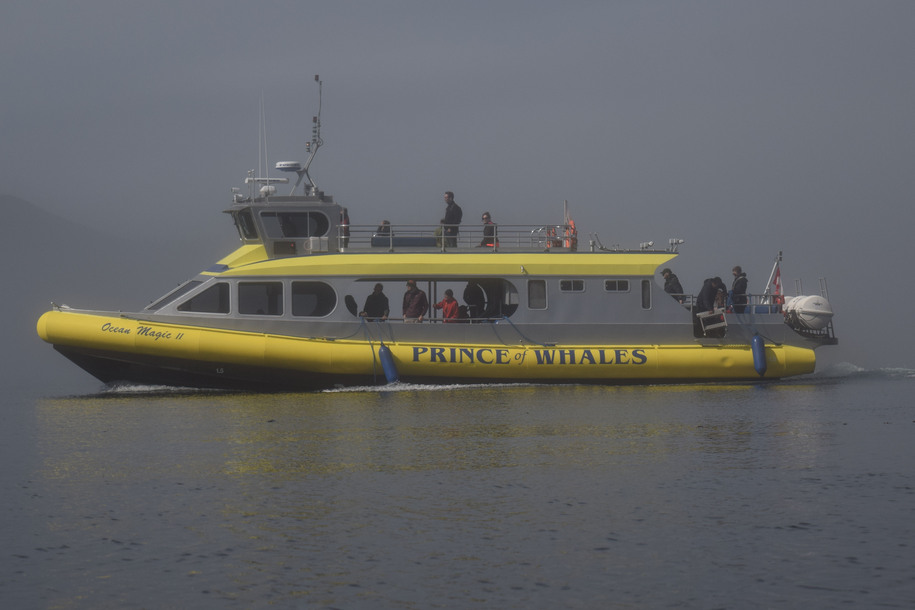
[442,191,462,247]
[731,266,748,313]
[662,268,685,303]
[402,279,429,322]
[360,283,389,321]
[433,289,460,322]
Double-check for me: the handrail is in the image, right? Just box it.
[332,223,583,252]
[672,292,786,314]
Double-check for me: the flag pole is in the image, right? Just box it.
[764,251,783,304]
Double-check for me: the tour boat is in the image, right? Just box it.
[36,79,837,391]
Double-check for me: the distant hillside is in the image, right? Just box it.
[2,194,236,394]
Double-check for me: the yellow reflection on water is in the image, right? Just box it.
[28,381,839,608]
[33,381,829,485]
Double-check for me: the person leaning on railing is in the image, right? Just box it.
[359,283,389,321]
[433,289,460,322]
[402,279,429,322]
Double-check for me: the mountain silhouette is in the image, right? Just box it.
[3,194,236,394]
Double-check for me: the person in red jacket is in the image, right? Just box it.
[433,289,460,323]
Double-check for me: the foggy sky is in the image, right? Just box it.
[4,0,914,374]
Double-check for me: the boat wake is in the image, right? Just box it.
[322,381,535,394]
[88,381,531,397]
[808,362,915,381]
[88,383,239,398]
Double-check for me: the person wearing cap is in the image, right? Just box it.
[433,288,460,322]
[661,268,685,303]
[402,279,429,322]
[478,212,498,247]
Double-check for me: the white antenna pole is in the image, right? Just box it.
[261,93,269,185]
[299,75,323,193]
[257,93,263,184]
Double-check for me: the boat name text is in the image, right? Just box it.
[100,322,132,335]
[100,323,184,341]
[412,347,648,366]
[136,325,185,341]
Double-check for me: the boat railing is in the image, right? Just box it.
[332,223,579,252]
[667,292,786,314]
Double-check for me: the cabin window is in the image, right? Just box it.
[450,279,518,319]
[177,282,229,314]
[604,279,630,292]
[147,280,202,311]
[260,212,330,238]
[502,281,519,315]
[239,281,283,316]
[559,279,585,292]
[528,279,547,310]
[236,210,258,239]
[273,241,296,256]
[641,279,652,309]
[292,281,336,317]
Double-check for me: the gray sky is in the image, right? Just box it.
[4,0,914,370]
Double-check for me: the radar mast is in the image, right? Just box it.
[277,75,324,195]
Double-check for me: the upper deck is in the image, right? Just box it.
[225,76,683,263]
[224,194,683,260]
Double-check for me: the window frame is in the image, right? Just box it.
[260,211,331,239]
[238,281,284,316]
[527,279,548,310]
[176,282,230,314]
[559,279,585,293]
[291,280,337,317]
[604,279,631,293]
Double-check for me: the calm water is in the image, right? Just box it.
[3,366,915,609]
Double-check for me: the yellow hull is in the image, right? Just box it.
[38,310,816,388]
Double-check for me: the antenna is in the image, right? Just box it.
[279,75,324,195]
[259,93,273,197]
[242,95,290,198]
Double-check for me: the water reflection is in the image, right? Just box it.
[35,382,837,484]
[23,378,912,608]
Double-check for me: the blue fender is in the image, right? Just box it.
[378,343,399,383]
[751,334,767,377]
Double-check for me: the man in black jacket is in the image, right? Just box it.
[661,268,685,303]
[360,283,389,321]
[731,266,748,313]
[442,191,462,247]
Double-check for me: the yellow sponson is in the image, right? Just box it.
[37,310,816,380]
